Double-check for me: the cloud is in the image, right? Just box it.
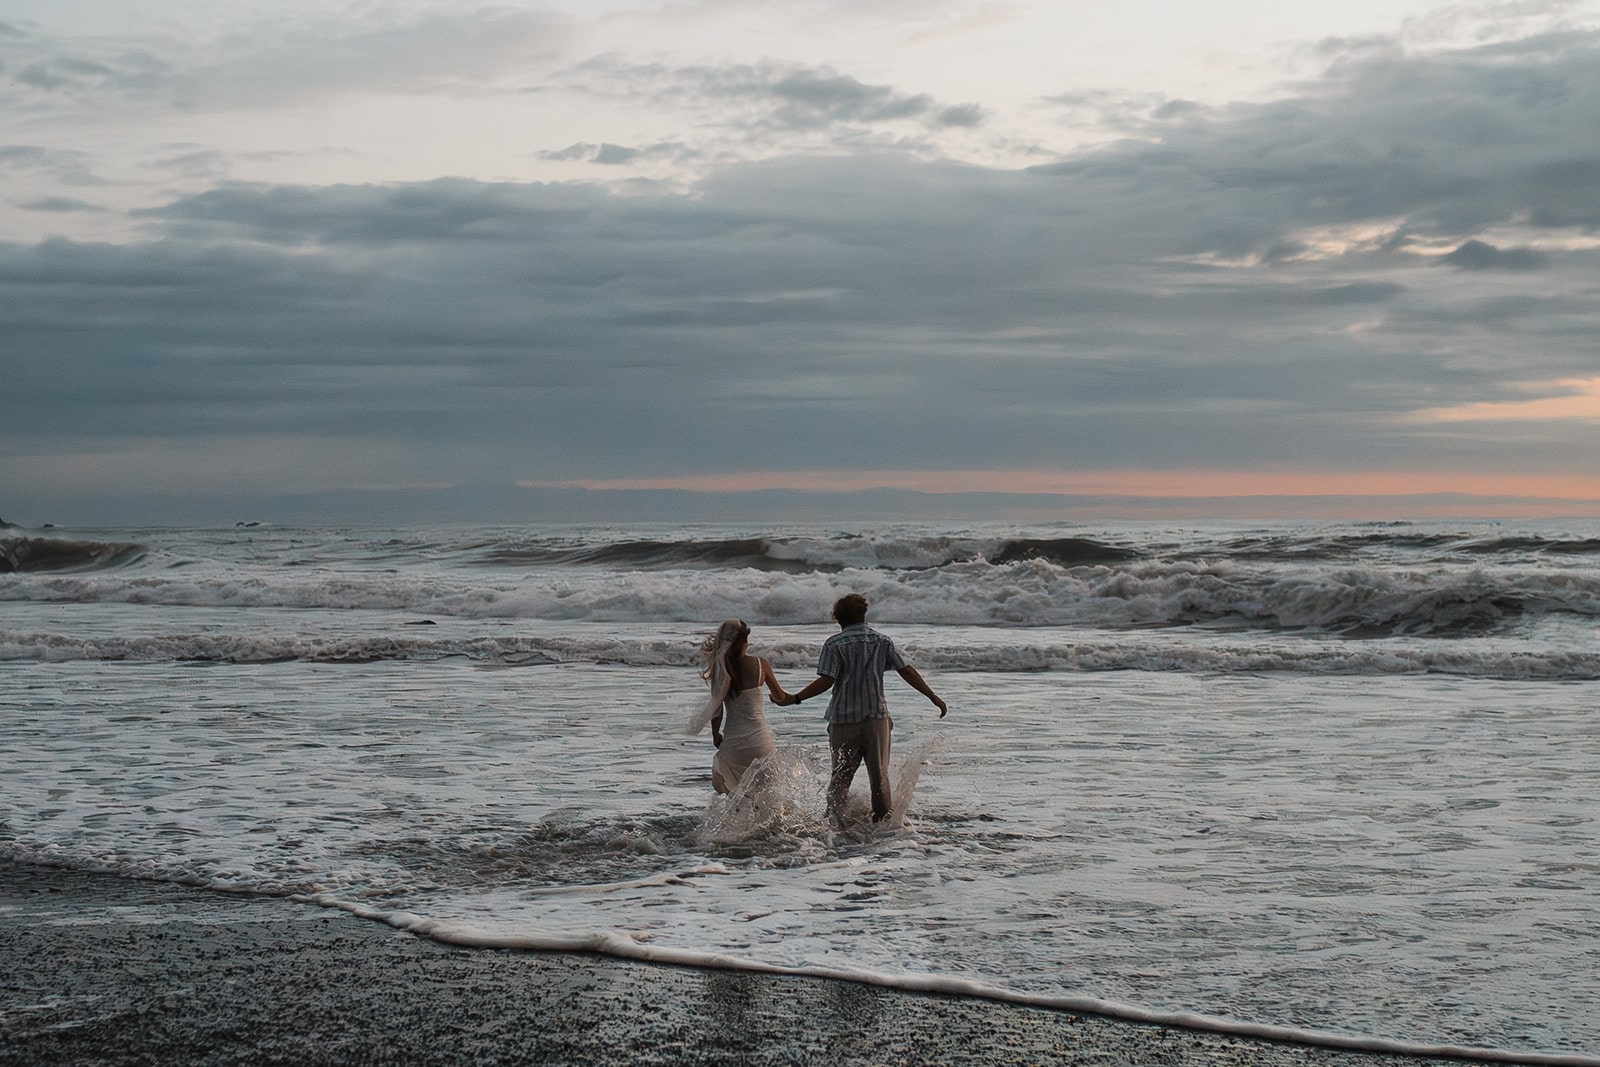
[1042,29,1600,244]
[934,103,986,127]
[17,195,103,213]
[0,144,107,186]
[567,56,985,148]
[4,22,1600,521]
[1437,238,1551,270]
[136,178,624,246]
[187,9,572,103]
[538,141,696,167]
[540,143,597,163]
[9,49,172,96]
[1414,376,1600,422]
[0,17,177,110]
[593,143,640,165]
[1044,88,1204,133]
[1523,155,1600,227]
[765,69,936,126]
[0,8,570,114]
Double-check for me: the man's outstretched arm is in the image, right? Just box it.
[896,666,947,718]
[779,675,835,706]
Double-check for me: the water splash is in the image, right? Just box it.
[694,741,936,848]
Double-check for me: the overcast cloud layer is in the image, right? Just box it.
[4,2,1600,524]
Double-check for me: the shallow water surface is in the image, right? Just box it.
[4,520,1600,1058]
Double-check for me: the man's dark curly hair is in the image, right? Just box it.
[831,593,868,626]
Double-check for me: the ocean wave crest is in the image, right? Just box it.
[6,556,1600,636]
[467,533,1144,572]
[0,536,145,574]
[5,628,1598,679]
[459,527,1600,572]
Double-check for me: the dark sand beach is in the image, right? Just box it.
[0,859,1491,1067]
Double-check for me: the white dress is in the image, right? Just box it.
[713,685,776,793]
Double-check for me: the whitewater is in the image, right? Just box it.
[3,519,1598,1061]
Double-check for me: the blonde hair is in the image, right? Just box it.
[700,619,750,692]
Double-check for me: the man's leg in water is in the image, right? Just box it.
[858,716,893,821]
[826,722,865,820]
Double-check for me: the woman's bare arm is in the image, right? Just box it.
[760,658,790,704]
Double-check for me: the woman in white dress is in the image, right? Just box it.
[692,619,791,794]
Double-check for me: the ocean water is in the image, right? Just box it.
[4,520,1600,1061]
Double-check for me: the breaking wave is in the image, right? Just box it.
[6,555,1598,634]
[5,628,1598,679]
[0,536,145,574]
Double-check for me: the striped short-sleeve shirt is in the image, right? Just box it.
[816,624,907,724]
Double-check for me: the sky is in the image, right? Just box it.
[4,0,1600,526]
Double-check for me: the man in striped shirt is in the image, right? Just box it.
[781,593,947,824]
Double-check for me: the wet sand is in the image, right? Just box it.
[0,859,1478,1066]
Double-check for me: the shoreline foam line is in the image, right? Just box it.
[305,895,1600,1067]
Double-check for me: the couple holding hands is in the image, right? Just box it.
[694,593,947,824]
